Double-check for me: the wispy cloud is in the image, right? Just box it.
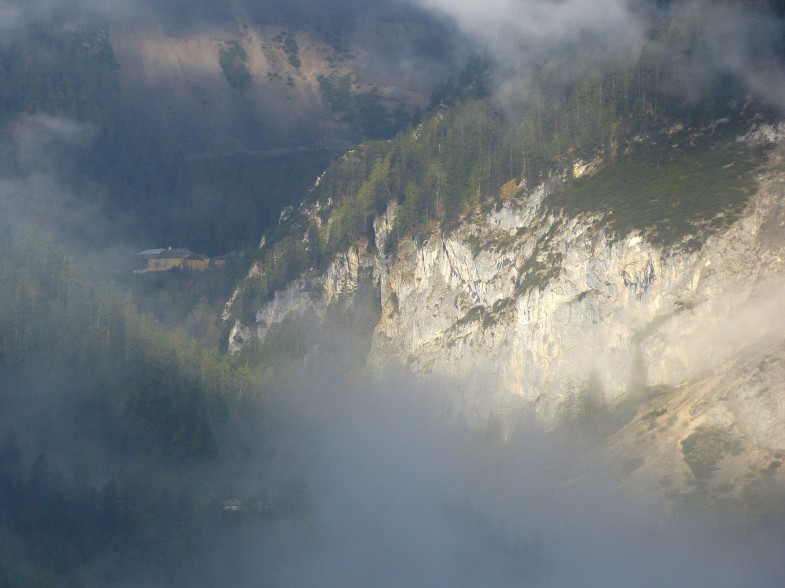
[408,0,649,74]
[407,0,785,111]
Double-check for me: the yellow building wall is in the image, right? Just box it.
[185,259,209,271]
[146,258,184,271]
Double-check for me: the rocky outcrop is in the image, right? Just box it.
[229,146,785,447]
[228,245,376,354]
[371,159,785,428]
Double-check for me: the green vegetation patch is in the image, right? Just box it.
[454,297,516,329]
[642,404,668,431]
[283,33,301,68]
[465,227,520,257]
[643,406,668,421]
[232,238,312,324]
[515,219,565,294]
[318,74,353,116]
[0,226,273,583]
[455,304,485,328]
[317,75,395,139]
[546,131,764,251]
[621,455,645,476]
[356,93,395,139]
[764,460,782,476]
[681,425,744,482]
[111,253,250,350]
[219,41,251,91]
[387,290,400,316]
[273,31,302,68]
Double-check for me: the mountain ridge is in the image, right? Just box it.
[225,116,785,502]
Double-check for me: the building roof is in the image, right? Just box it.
[137,248,201,260]
[137,248,165,258]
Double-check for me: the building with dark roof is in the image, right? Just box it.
[136,248,210,272]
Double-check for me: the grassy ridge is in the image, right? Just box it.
[547,125,764,250]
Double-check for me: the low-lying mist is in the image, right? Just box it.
[189,361,785,588]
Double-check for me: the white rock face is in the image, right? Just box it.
[228,247,375,354]
[740,121,785,147]
[372,168,785,425]
[230,151,785,444]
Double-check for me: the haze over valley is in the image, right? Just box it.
[2,0,785,585]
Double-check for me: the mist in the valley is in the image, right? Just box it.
[171,355,785,588]
[0,114,136,267]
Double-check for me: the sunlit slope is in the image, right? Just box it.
[110,21,435,154]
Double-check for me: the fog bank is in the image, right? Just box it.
[189,366,785,587]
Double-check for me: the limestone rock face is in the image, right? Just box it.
[229,150,785,446]
[371,168,785,431]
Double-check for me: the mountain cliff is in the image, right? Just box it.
[225,118,785,503]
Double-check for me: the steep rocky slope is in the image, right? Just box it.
[226,123,785,496]
[369,148,785,421]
